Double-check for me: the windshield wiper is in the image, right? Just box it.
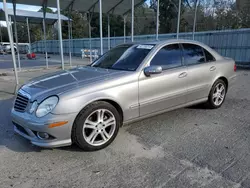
[108,67,134,71]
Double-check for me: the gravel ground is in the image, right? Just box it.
[0,70,250,188]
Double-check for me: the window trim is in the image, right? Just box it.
[203,48,216,62]
[149,43,184,71]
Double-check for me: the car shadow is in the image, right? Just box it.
[0,97,47,153]
[58,144,88,152]
[0,96,211,153]
[0,96,91,153]
[186,103,209,110]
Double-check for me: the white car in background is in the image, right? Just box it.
[3,44,17,53]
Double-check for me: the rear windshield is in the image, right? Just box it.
[91,44,154,71]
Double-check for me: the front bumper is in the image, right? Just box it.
[11,109,78,148]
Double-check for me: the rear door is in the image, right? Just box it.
[181,43,217,102]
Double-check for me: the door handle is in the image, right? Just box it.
[179,72,187,78]
[210,66,216,71]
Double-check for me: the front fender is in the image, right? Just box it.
[52,83,139,122]
[53,92,121,114]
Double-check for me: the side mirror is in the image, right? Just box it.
[144,66,163,77]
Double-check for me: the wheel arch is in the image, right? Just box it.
[216,76,228,91]
[74,97,124,125]
[71,98,123,150]
[96,99,124,124]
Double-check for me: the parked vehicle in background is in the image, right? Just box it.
[0,42,29,54]
[2,43,17,54]
[0,44,5,54]
[11,39,237,151]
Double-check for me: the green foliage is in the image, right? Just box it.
[0,25,8,42]
[1,1,250,42]
[38,7,54,13]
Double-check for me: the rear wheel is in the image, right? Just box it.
[72,101,121,151]
[207,79,227,109]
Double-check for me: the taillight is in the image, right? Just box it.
[234,64,237,72]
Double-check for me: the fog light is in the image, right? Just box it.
[37,132,50,140]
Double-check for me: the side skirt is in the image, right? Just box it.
[123,98,208,125]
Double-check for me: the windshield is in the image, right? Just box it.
[91,44,154,71]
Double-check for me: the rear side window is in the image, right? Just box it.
[182,43,206,66]
[150,44,182,70]
[204,49,215,62]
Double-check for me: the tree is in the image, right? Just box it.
[61,10,88,39]
[38,7,54,13]
[133,3,156,35]
[150,0,192,34]
[11,7,56,43]
[0,24,9,42]
[90,13,125,38]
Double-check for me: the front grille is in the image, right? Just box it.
[14,92,29,112]
[13,122,29,136]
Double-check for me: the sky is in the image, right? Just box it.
[0,3,42,12]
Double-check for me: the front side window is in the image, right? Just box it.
[182,43,206,66]
[91,44,154,71]
[150,44,183,70]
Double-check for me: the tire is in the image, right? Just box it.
[72,101,121,151]
[207,79,227,109]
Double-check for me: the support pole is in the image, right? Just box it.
[99,0,103,55]
[70,22,73,57]
[131,0,134,42]
[26,18,31,53]
[88,13,92,63]
[9,16,13,34]
[68,20,72,66]
[177,0,181,39]
[3,0,19,86]
[43,19,48,68]
[42,1,48,68]
[68,2,74,67]
[57,0,65,70]
[108,14,110,50]
[123,15,126,43]
[193,0,198,40]
[156,0,160,40]
[0,23,2,44]
[40,27,43,52]
[12,0,21,71]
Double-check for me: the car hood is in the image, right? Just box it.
[21,66,129,101]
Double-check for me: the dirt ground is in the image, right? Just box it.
[0,69,250,188]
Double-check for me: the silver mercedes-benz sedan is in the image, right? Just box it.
[11,39,237,151]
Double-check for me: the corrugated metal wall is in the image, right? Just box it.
[32,28,250,63]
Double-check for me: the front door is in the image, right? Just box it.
[139,43,188,116]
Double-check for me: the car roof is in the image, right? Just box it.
[120,39,223,61]
[146,39,205,45]
[122,39,205,46]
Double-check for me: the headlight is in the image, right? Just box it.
[29,101,38,114]
[36,96,59,118]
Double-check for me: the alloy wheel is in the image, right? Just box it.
[82,109,116,146]
[212,83,225,106]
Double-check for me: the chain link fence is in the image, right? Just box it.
[32,28,250,64]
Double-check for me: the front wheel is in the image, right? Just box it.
[72,101,121,151]
[207,79,227,109]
